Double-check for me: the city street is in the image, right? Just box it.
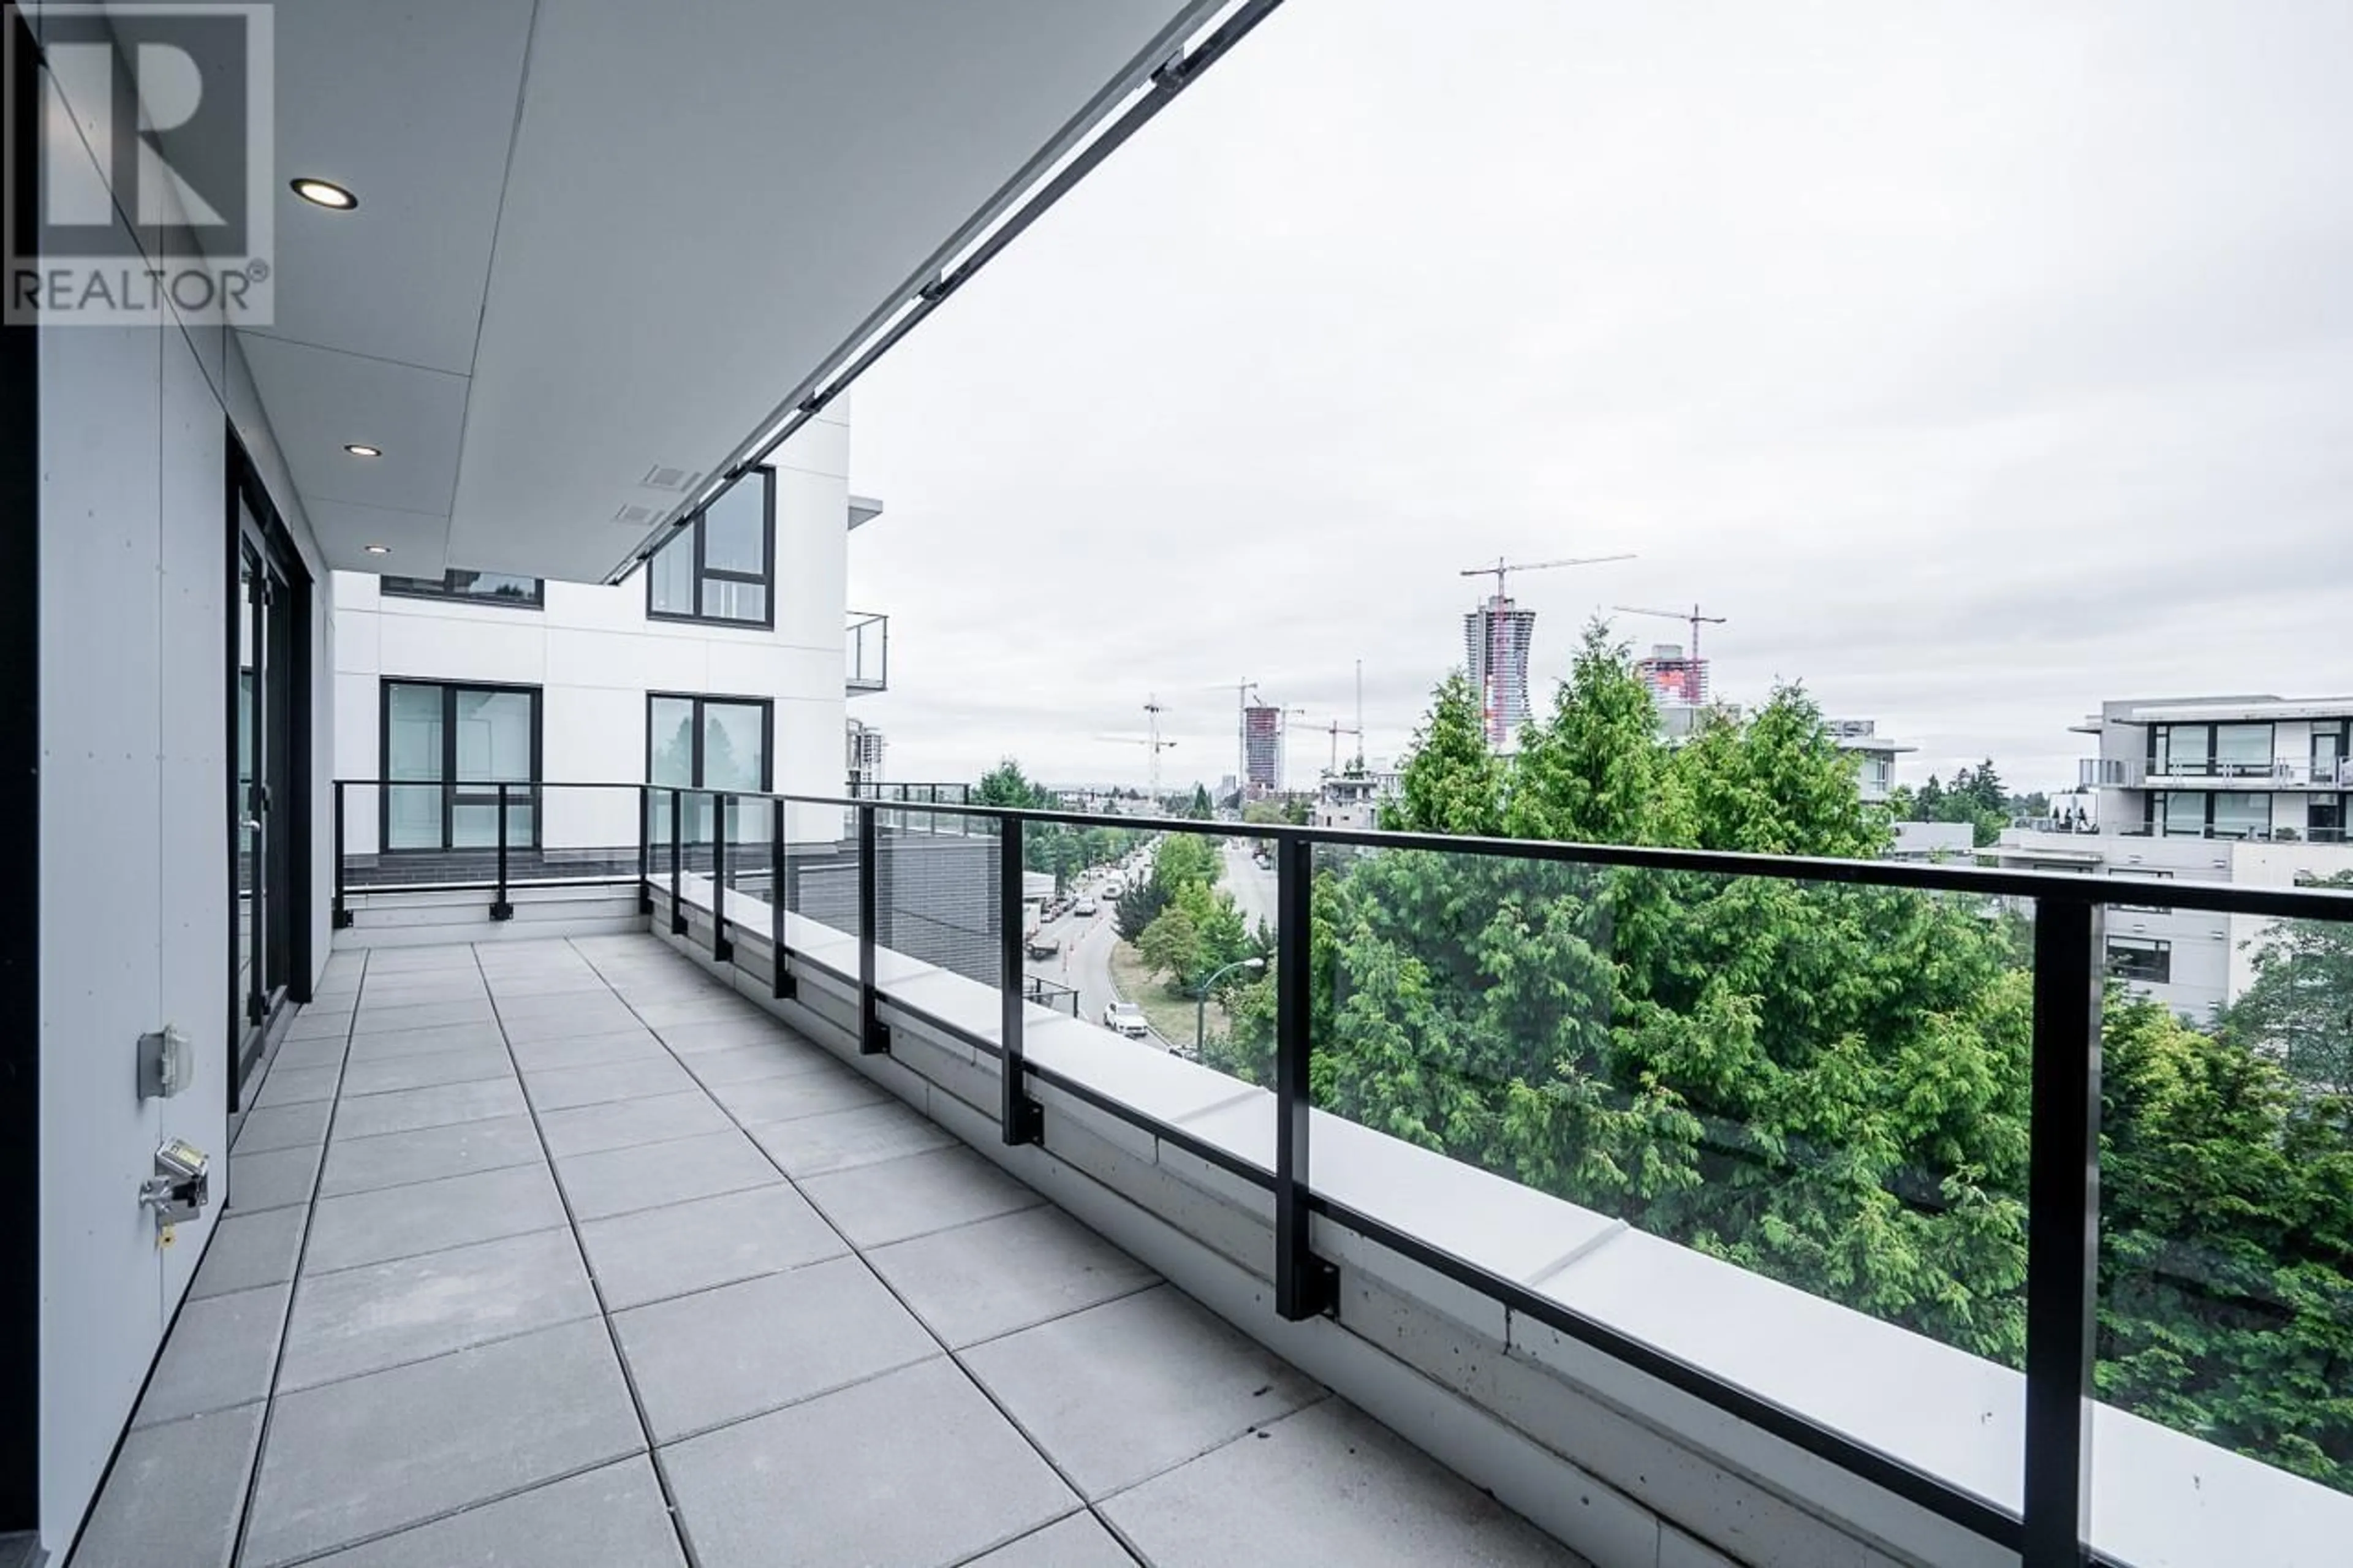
[1221,837,1279,936]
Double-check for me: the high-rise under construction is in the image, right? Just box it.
[1464,596,1537,748]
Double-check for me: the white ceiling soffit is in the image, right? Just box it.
[234,0,1234,581]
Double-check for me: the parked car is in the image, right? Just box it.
[1102,1001,1150,1039]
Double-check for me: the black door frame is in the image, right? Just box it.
[2,5,44,1539]
[227,436,314,1107]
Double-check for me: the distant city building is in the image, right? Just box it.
[1464,595,1538,748]
[1635,642,1710,706]
[1243,703,1284,793]
[1988,694,2353,1020]
[1827,719,1911,806]
[1311,767,1399,831]
[846,718,887,786]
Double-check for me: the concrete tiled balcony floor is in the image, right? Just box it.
[75,933,1580,1568]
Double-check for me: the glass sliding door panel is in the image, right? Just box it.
[237,553,256,1012]
[2213,724,2273,776]
[450,689,534,849]
[704,701,766,844]
[385,682,445,849]
[2211,791,2272,840]
[2159,792,2207,837]
[650,695,695,843]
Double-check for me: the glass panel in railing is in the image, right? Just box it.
[871,809,1002,991]
[1077,825,1272,1082]
[785,798,863,947]
[2094,886,2353,1548]
[1308,841,2029,1503]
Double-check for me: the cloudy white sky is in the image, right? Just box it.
[841,0,2353,795]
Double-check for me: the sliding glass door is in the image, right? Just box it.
[382,681,540,852]
[648,693,771,845]
[232,470,308,1095]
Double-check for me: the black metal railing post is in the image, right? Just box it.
[770,797,793,999]
[330,781,351,929]
[489,781,514,920]
[999,817,1040,1144]
[711,792,734,963]
[1273,830,1335,1320]
[2022,893,2104,1568]
[637,784,653,915]
[669,788,687,936]
[858,803,886,1053]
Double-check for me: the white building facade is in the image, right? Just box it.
[331,416,880,885]
[1990,694,2353,1020]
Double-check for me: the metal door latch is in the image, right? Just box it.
[140,1138,211,1232]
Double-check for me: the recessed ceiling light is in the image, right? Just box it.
[343,442,382,458]
[290,178,358,210]
[363,544,390,555]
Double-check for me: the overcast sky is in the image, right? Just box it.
[841,0,2353,795]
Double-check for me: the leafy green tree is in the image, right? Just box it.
[1383,673,1504,836]
[2100,993,2353,1488]
[1188,783,1214,820]
[1153,832,1220,893]
[1671,685,1886,859]
[1113,873,1170,943]
[2223,873,2353,1099]
[976,759,1051,809]
[1506,622,1682,846]
[1138,905,1202,993]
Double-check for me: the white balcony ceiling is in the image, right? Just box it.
[228,0,1224,580]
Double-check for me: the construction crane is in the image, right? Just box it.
[1316,717,1365,775]
[1610,603,1728,661]
[1460,553,1635,599]
[1094,694,1178,804]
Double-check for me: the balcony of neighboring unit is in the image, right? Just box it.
[2080,756,2146,789]
[230,778,2353,1568]
[2139,757,2352,787]
[846,610,889,695]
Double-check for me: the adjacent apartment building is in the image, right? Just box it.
[1988,694,2353,1019]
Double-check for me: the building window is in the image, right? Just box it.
[2308,795,2347,844]
[2314,722,2348,786]
[646,468,774,627]
[2109,868,2173,915]
[648,693,772,842]
[380,569,544,608]
[2106,936,2173,985]
[2150,792,2207,838]
[381,681,540,851]
[2210,791,2272,841]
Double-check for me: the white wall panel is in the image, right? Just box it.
[37,192,169,1551]
[377,607,550,686]
[334,605,381,673]
[154,321,232,1310]
[544,624,710,695]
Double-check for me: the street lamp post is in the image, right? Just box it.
[1195,955,1267,1058]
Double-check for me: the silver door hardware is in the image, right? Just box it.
[137,1024,194,1099]
[140,1138,211,1230]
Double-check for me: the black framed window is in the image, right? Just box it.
[647,468,775,627]
[2313,721,2348,784]
[2106,936,2173,985]
[648,692,772,843]
[381,569,544,608]
[381,680,542,852]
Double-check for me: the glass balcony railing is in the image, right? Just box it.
[846,609,889,693]
[325,777,2353,1561]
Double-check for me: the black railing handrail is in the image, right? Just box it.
[328,778,2353,923]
